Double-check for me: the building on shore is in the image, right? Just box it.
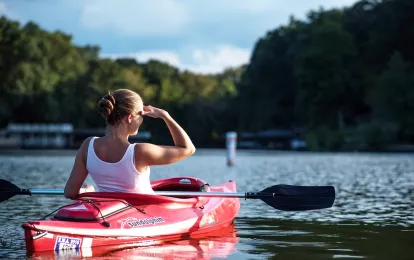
[236,128,307,150]
[1,123,73,149]
[0,123,151,149]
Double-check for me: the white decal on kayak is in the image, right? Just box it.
[67,204,88,211]
[179,178,191,184]
[54,236,82,251]
[118,217,166,229]
[81,238,93,257]
[82,237,93,248]
[45,232,54,239]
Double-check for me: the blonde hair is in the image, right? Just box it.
[97,89,143,125]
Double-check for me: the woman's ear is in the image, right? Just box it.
[127,114,133,123]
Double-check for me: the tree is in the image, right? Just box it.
[370,51,414,141]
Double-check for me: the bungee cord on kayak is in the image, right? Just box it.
[39,198,148,229]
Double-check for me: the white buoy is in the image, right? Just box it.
[226,131,237,166]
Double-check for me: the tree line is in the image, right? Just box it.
[1,0,413,151]
[235,0,414,151]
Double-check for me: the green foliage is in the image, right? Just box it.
[295,10,358,129]
[0,15,240,146]
[305,127,345,151]
[369,51,414,141]
[343,120,398,151]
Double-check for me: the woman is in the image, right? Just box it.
[64,89,196,199]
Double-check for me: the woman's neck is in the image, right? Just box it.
[105,126,130,143]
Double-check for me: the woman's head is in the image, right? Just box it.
[97,89,144,134]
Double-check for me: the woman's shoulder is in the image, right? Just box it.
[133,142,157,159]
[73,137,97,163]
[133,142,144,152]
[79,136,97,152]
[82,136,96,146]
[133,142,155,152]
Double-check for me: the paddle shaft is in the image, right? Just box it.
[158,191,266,198]
[1,179,335,211]
[17,189,269,199]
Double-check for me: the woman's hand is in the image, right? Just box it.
[142,105,169,119]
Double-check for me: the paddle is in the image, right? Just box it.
[0,179,335,211]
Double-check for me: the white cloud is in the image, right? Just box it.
[197,0,357,14]
[0,1,5,14]
[81,0,189,36]
[0,1,20,20]
[102,45,251,74]
[184,0,280,15]
[189,45,251,73]
[2,0,360,42]
[102,51,182,67]
[189,0,359,35]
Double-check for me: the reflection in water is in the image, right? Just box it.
[235,217,414,259]
[1,150,414,259]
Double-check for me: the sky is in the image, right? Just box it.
[0,0,359,74]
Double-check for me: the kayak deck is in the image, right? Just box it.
[22,177,240,253]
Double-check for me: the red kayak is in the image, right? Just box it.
[22,177,240,253]
[29,224,238,259]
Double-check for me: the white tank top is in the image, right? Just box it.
[86,137,155,194]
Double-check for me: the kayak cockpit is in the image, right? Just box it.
[78,192,208,208]
[76,177,211,209]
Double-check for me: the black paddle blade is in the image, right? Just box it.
[259,184,335,211]
[0,179,21,202]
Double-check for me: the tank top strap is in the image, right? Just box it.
[86,137,98,167]
[128,143,150,175]
[128,143,137,168]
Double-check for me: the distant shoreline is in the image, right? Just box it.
[1,147,414,157]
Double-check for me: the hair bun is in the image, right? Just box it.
[97,94,116,119]
[103,94,116,106]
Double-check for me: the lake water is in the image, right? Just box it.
[0,149,413,259]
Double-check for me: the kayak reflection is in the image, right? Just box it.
[29,224,238,260]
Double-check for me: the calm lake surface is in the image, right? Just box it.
[0,149,413,259]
